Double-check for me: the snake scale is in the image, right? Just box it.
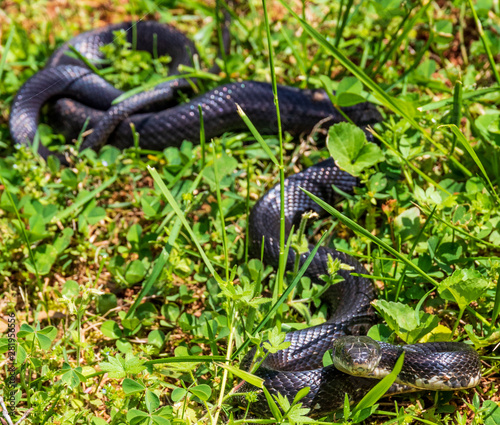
[9,20,481,417]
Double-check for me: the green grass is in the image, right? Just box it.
[1,0,500,424]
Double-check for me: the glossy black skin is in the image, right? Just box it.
[9,21,480,418]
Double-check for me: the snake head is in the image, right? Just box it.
[332,336,382,377]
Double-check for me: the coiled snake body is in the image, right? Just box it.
[9,21,481,417]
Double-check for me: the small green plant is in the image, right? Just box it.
[99,29,171,90]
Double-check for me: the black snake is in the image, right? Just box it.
[9,20,481,417]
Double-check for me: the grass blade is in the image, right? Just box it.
[418,86,500,112]
[493,277,500,325]
[467,0,500,85]
[262,0,287,317]
[0,25,15,81]
[372,3,431,77]
[449,81,463,155]
[232,225,335,360]
[68,44,102,75]
[148,166,223,283]
[440,124,500,204]
[236,104,279,166]
[351,352,405,416]
[216,363,264,389]
[143,356,226,365]
[300,188,439,287]
[211,142,230,280]
[371,129,452,196]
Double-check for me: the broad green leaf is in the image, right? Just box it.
[367,324,392,342]
[202,153,239,190]
[148,330,165,349]
[419,325,452,342]
[123,351,146,375]
[122,378,146,394]
[263,327,291,354]
[38,326,57,340]
[322,350,333,367]
[127,409,149,425]
[394,207,421,241]
[336,77,366,107]
[92,416,108,425]
[86,207,106,225]
[53,228,73,254]
[100,352,144,378]
[372,300,439,343]
[483,400,500,425]
[351,404,379,423]
[145,389,160,413]
[18,323,34,334]
[127,224,142,245]
[61,168,78,189]
[125,260,147,284]
[190,384,211,401]
[116,338,133,353]
[151,416,171,425]
[171,387,187,402]
[101,321,122,339]
[337,76,363,95]
[327,123,383,176]
[437,269,490,310]
[24,244,58,275]
[60,363,85,389]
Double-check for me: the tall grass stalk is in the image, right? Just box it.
[262,0,287,315]
[442,124,500,204]
[0,25,15,81]
[213,310,237,425]
[148,166,222,282]
[199,104,206,168]
[467,0,500,85]
[449,81,463,156]
[334,0,354,48]
[212,142,230,281]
